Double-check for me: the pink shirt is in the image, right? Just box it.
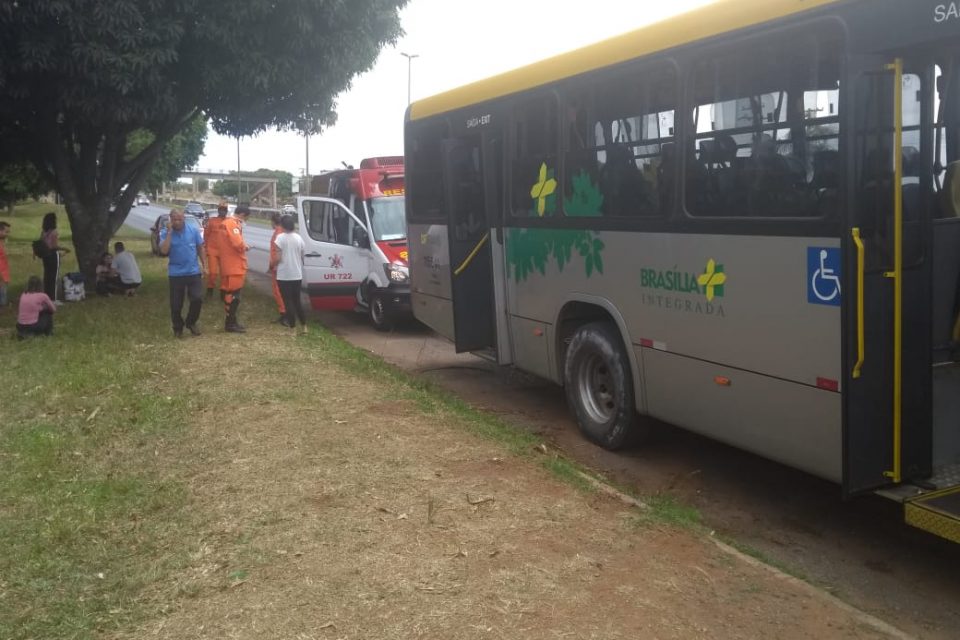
[17,292,55,325]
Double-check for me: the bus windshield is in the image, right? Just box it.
[367,196,406,241]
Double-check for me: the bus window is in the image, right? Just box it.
[511,95,559,217]
[686,34,841,218]
[563,66,676,218]
[408,119,448,222]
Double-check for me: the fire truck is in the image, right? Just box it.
[296,157,409,330]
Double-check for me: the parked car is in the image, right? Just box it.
[136,194,150,206]
[281,204,296,214]
[150,214,203,256]
[184,202,206,220]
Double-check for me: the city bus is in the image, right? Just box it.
[404,0,960,543]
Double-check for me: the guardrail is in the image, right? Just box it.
[156,197,290,221]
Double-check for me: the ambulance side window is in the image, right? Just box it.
[305,200,368,247]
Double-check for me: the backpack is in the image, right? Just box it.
[32,236,51,259]
[63,272,85,302]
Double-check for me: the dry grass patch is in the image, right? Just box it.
[118,321,896,640]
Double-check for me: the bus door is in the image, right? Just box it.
[845,55,934,495]
[442,135,497,353]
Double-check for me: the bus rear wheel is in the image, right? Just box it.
[564,321,639,450]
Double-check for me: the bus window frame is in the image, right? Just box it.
[559,59,680,223]
[679,18,847,227]
[406,116,452,224]
[507,89,563,221]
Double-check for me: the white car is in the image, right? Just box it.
[136,194,150,206]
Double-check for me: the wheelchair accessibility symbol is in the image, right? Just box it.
[808,247,841,306]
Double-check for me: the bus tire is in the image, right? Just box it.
[564,321,638,450]
[369,291,393,332]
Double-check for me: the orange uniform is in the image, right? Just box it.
[220,216,248,331]
[204,216,226,291]
[269,226,286,315]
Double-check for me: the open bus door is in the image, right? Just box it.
[847,51,960,542]
[845,55,933,497]
[441,136,496,354]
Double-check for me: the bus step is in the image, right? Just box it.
[904,486,960,544]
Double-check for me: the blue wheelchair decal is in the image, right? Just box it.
[808,247,841,306]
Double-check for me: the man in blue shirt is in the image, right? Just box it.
[159,209,207,337]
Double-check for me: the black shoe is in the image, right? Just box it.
[273,315,286,324]
[186,324,202,336]
[225,322,247,334]
[173,329,184,338]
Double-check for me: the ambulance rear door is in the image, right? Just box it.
[297,196,371,311]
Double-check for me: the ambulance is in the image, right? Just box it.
[296,157,409,330]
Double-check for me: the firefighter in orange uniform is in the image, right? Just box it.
[220,203,251,333]
[204,201,229,298]
[268,211,286,321]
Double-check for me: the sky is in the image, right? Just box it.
[196,0,718,177]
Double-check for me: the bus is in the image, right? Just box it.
[404,0,960,543]
[299,156,410,330]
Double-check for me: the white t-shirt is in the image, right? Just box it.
[274,232,305,281]
[113,251,142,284]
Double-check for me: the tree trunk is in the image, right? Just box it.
[41,119,176,282]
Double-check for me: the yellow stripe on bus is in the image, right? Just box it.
[410,0,841,121]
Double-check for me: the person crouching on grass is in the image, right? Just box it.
[17,275,56,339]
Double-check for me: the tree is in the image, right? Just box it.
[0,1,406,278]
[213,168,295,201]
[127,115,208,195]
[0,164,50,214]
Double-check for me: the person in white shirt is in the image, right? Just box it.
[269,215,307,333]
[112,241,142,296]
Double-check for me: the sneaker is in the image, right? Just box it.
[54,300,64,307]
[186,324,202,337]
[225,323,247,334]
[173,329,184,338]
[299,325,308,336]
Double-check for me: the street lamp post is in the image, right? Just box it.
[236,136,242,203]
[400,52,419,105]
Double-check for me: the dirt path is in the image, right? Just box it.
[121,319,905,640]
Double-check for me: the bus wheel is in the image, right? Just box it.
[369,292,393,332]
[564,322,638,450]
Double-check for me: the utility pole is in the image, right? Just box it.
[305,131,310,196]
[401,52,419,105]
[236,137,242,203]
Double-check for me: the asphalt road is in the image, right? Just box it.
[125,204,273,273]
[124,202,960,639]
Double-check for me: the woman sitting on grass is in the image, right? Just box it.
[17,275,56,339]
[95,252,122,296]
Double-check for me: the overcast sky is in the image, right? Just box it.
[197,0,717,177]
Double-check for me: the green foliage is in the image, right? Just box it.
[0,0,407,278]
[126,115,208,193]
[213,168,295,200]
[506,227,606,282]
[0,164,50,209]
[563,171,604,217]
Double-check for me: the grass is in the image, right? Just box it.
[0,200,715,638]
[0,203,201,639]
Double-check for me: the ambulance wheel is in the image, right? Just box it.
[369,292,393,332]
[564,321,641,450]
